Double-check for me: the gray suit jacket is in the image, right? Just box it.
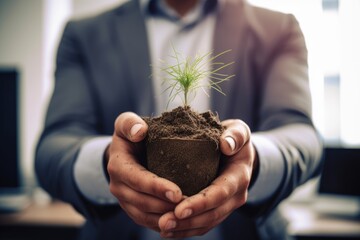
[35,0,323,239]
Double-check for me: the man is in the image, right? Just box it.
[35,0,323,239]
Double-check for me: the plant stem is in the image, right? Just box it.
[184,89,188,106]
[159,47,234,109]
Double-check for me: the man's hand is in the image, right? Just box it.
[106,112,183,232]
[158,119,259,238]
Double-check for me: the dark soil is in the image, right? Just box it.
[144,106,224,144]
[144,106,224,196]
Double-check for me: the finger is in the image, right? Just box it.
[158,211,177,232]
[160,213,230,240]
[159,202,232,232]
[173,167,249,219]
[114,112,148,142]
[161,226,212,239]
[111,181,176,213]
[119,201,161,231]
[220,119,251,156]
[160,196,244,238]
[160,211,230,238]
[108,158,182,203]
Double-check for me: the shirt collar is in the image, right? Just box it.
[140,0,218,27]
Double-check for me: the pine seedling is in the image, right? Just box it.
[160,46,234,108]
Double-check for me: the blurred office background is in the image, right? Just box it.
[1,0,359,199]
[1,0,359,239]
[0,0,123,194]
[0,0,359,230]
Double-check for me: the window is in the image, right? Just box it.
[249,0,360,146]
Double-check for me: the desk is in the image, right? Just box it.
[0,201,84,240]
[281,201,360,239]
[1,200,359,240]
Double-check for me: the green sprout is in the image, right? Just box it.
[160,46,234,108]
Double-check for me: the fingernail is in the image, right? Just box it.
[181,208,192,219]
[130,123,142,137]
[225,136,236,151]
[165,220,176,231]
[165,191,175,202]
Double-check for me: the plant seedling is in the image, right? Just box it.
[160,46,234,108]
[146,47,234,196]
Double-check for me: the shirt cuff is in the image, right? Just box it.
[73,136,118,205]
[247,134,285,204]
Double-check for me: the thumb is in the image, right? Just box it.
[114,112,148,142]
[220,119,251,156]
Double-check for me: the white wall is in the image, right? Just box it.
[0,0,71,188]
[72,0,122,19]
[0,0,126,192]
[249,0,360,146]
[339,0,360,145]
[0,0,45,187]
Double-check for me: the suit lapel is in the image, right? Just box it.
[114,0,155,116]
[212,0,247,118]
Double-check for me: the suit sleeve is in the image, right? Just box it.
[241,14,323,220]
[35,21,118,221]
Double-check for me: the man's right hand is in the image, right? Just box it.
[106,112,183,232]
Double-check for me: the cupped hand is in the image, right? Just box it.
[158,119,258,238]
[106,112,183,232]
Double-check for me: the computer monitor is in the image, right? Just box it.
[0,68,20,191]
[0,68,30,212]
[319,147,360,197]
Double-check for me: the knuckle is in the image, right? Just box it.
[234,121,251,144]
[135,198,151,212]
[216,175,237,198]
[138,172,159,194]
[239,194,247,206]
[237,129,247,144]
[232,119,243,126]
[246,125,251,138]
[242,192,248,204]
[106,159,116,176]
[219,185,231,199]
[223,119,251,142]
[110,182,127,202]
[236,191,248,206]
[114,115,122,131]
[148,176,160,193]
[114,112,139,138]
[227,176,238,195]
[212,184,229,197]
[197,197,209,212]
[108,182,117,195]
[242,168,251,187]
[128,176,141,190]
